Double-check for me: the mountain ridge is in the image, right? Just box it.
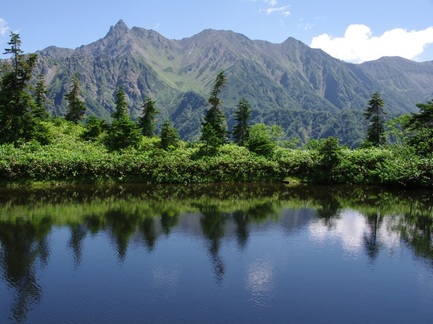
[31,20,433,146]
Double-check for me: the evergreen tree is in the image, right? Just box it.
[311,137,342,184]
[364,91,386,146]
[233,98,251,146]
[404,99,433,155]
[106,118,141,151]
[200,71,228,148]
[33,74,49,120]
[81,115,107,141]
[200,123,221,155]
[138,97,159,137]
[0,32,39,144]
[106,86,141,151]
[64,73,86,124]
[112,86,129,120]
[407,99,433,129]
[160,119,179,150]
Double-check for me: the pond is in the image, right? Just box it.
[0,184,432,323]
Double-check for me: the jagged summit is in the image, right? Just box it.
[33,20,433,146]
[106,19,129,37]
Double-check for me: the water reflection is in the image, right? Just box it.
[0,184,432,322]
[0,217,52,323]
[310,210,400,260]
[315,210,367,253]
[246,260,274,307]
[197,203,227,283]
[68,224,87,267]
[363,212,384,260]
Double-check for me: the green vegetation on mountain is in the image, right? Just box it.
[0,31,433,188]
[25,20,433,147]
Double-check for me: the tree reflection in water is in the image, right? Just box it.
[363,212,384,261]
[68,224,87,268]
[196,203,227,283]
[0,217,52,323]
[0,184,433,321]
[233,210,249,249]
[141,217,157,252]
[105,208,141,262]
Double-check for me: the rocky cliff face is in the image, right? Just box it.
[33,20,433,145]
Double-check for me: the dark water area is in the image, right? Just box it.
[0,183,433,323]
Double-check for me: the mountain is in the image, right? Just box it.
[33,20,433,146]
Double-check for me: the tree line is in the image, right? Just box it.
[1,32,433,158]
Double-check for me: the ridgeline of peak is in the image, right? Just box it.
[34,20,433,146]
[106,19,129,37]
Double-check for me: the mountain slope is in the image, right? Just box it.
[33,20,433,146]
[359,56,433,108]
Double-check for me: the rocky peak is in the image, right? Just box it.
[106,19,129,38]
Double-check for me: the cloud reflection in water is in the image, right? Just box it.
[309,210,400,256]
[246,259,274,306]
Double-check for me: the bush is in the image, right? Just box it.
[105,118,142,151]
[246,124,277,157]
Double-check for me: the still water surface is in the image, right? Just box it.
[0,184,432,323]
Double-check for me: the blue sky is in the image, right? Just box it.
[1,0,433,63]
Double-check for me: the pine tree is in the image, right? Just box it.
[112,86,129,120]
[200,71,228,148]
[364,91,386,146]
[64,73,86,124]
[81,115,107,141]
[0,32,39,144]
[160,119,179,150]
[106,86,141,150]
[138,97,159,137]
[407,99,433,129]
[33,74,49,120]
[233,98,251,146]
[404,99,433,155]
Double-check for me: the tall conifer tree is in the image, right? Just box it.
[138,97,159,137]
[200,71,228,149]
[106,86,141,150]
[33,74,49,120]
[233,98,251,146]
[160,119,179,150]
[112,86,129,120]
[64,73,86,124]
[0,32,39,143]
[364,91,386,146]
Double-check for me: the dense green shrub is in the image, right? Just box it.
[246,124,277,157]
[105,117,141,151]
[0,119,432,188]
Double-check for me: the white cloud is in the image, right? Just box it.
[261,6,291,16]
[0,18,9,36]
[298,19,314,31]
[260,0,291,16]
[310,24,433,63]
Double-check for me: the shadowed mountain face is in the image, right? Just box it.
[33,20,433,146]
